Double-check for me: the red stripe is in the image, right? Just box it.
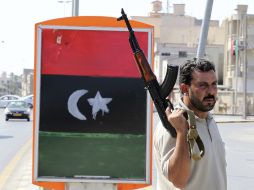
[41,29,149,78]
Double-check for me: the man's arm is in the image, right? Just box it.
[166,108,191,189]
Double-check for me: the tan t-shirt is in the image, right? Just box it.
[153,99,227,190]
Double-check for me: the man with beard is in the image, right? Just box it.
[153,58,227,190]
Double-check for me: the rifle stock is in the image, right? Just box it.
[117,8,179,137]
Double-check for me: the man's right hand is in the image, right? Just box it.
[165,108,189,135]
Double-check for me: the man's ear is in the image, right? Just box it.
[180,83,189,95]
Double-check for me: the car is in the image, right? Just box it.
[20,94,33,108]
[0,95,21,108]
[4,100,31,121]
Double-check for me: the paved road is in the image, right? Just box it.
[0,109,38,190]
[218,122,254,190]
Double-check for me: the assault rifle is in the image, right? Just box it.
[117,9,179,137]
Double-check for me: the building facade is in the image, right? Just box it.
[21,69,34,96]
[131,1,254,115]
[223,5,254,115]
[0,69,34,97]
[0,72,22,96]
[132,2,225,86]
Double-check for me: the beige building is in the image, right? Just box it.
[21,69,34,96]
[0,72,21,96]
[224,5,254,91]
[132,1,225,85]
[131,1,254,115]
[0,72,8,96]
[223,5,254,115]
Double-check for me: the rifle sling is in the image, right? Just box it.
[182,109,205,161]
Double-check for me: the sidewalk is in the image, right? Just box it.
[214,114,254,123]
[1,140,39,190]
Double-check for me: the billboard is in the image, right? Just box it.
[33,16,153,186]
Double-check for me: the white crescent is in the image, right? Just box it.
[67,89,88,120]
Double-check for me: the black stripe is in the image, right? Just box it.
[39,75,147,134]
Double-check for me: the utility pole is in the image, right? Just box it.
[72,0,79,16]
[236,5,248,118]
[234,10,239,115]
[196,0,213,59]
[166,0,169,14]
[242,11,247,119]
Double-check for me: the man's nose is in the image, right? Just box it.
[207,85,217,94]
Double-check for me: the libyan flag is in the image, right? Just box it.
[39,28,149,135]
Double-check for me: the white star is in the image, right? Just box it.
[87,91,112,120]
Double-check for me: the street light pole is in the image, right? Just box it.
[196,0,213,59]
[234,11,239,115]
[242,13,247,119]
[236,5,248,118]
[72,0,79,16]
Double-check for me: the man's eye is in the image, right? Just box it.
[212,84,218,88]
[199,84,208,88]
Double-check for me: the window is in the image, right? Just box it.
[178,51,187,57]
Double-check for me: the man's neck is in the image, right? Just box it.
[182,96,208,119]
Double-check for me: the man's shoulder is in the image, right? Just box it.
[153,122,176,143]
[154,122,171,136]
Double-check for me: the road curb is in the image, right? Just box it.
[216,120,254,123]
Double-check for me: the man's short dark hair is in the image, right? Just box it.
[179,58,215,85]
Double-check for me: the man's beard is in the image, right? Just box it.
[189,93,216,112]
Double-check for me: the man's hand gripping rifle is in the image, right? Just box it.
[117,8,179,137]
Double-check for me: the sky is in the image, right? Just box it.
[0,0,254,75]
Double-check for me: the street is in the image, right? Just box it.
[0,109,32,172]
[0,108,38,189]
[218,122,254,190]
[0,108,254,189]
